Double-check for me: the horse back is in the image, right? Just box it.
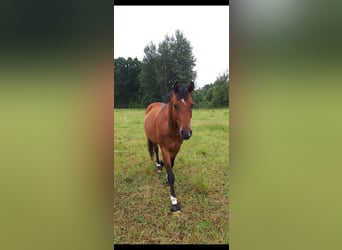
[145,102,163,115]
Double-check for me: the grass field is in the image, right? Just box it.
[114,108,229,244]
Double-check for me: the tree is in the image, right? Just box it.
[168,30,197,87]
[114,57,142,108]
[139,30,197,105]
[192,72,229,108]
[212,72,229,107]
[138,42,161,107]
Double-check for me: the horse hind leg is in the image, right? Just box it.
[154,145,164,172]
[147,139,154,160]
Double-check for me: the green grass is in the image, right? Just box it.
[114,108,229,244]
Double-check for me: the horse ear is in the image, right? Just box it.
[188,81,195,93]
[173,81,179,93]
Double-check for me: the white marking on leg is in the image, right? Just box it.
[156,163,161,167]
[166,173,168,181]
[170,195,178,205]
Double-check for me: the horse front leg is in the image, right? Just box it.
[161,148,181,213]
[164,156,175,186]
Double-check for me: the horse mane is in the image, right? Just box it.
[163,86,190,104]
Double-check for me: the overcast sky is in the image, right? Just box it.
[114,6,229,89]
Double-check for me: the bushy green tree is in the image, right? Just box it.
[212,72,229,107]
[139,30,197,105]
[192,72,229,108]
[138,42,161,107]
[114,57,142,108]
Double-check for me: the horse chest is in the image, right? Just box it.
[164,136,182,153]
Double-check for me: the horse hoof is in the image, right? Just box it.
[170,204,181,213]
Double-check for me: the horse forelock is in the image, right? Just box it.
[163,86,191,104]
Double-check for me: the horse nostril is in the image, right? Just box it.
[181,130,184,135]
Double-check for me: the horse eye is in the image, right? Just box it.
[174,104,178,109]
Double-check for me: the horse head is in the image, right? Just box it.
[171,81,195,140]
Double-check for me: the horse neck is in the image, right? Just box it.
[167,102,179,132]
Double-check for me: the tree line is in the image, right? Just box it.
[114,29,229,109]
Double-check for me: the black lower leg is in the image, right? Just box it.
[164,158,174,185]
[171,158,175,168]
[154,146,163,171]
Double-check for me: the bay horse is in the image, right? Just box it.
[144,81,195,213]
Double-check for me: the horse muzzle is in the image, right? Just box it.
[180,128,192,140]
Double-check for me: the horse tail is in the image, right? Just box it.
[147,139,154,160]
